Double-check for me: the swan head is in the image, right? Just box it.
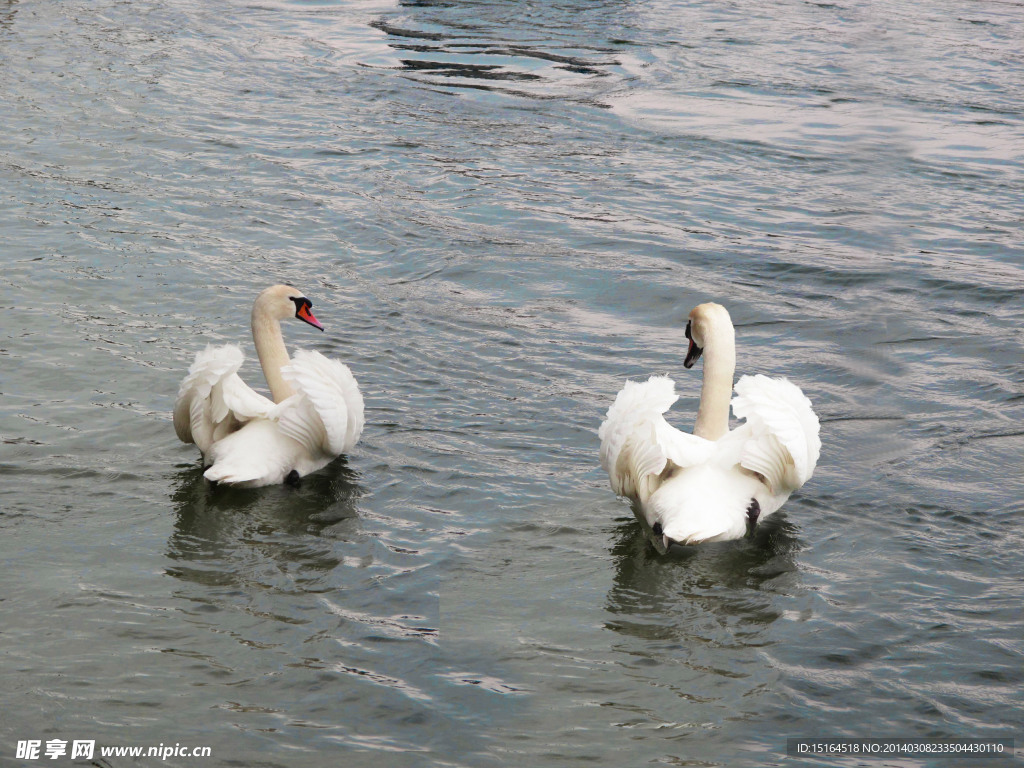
[255,284,323,331]
[683,302,732,369]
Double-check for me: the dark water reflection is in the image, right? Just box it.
[170,461,362,544]
[599,518,804,729]
[367,0,629,104]
[167,462,362,588]
[0,1,16,33]
[607,515,803,609]
[159,462,447,764]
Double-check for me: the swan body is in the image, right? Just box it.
[599,303,820,548]
[173,285,364,487]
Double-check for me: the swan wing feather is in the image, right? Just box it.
[278,350,364,456]
[173,345,274,453]
[731,374,821,493]
[599,375,714,502]
[218,372,275,422]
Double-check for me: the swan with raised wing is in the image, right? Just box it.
[599,302,820,549]
[173,285,364,487]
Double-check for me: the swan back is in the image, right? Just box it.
[195,350,364,488]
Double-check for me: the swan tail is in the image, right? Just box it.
[202,420,300,487]
[732,374,821,493]
[202,464,265,487]
[651,465,763,545]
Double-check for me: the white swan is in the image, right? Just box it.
[173,285,364,487]
[599,303,820,548]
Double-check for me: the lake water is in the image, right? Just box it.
[1,0,1022,765]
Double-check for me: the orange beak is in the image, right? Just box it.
[296,303,323,331]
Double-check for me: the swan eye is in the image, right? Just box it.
[684,320,692,341]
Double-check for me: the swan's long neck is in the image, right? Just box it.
[693,322,735,440]
[252,303,295,403]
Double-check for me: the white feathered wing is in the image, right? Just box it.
[277,350,364,459]
[729,374,820,495]
[598,375,715,503]
[173,345,275,454]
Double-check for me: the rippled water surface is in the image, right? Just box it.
[2,0,1022,765]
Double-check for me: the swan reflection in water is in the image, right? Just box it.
[597,512,808,740]
[166,458,364,590]
[604,510,805,642]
